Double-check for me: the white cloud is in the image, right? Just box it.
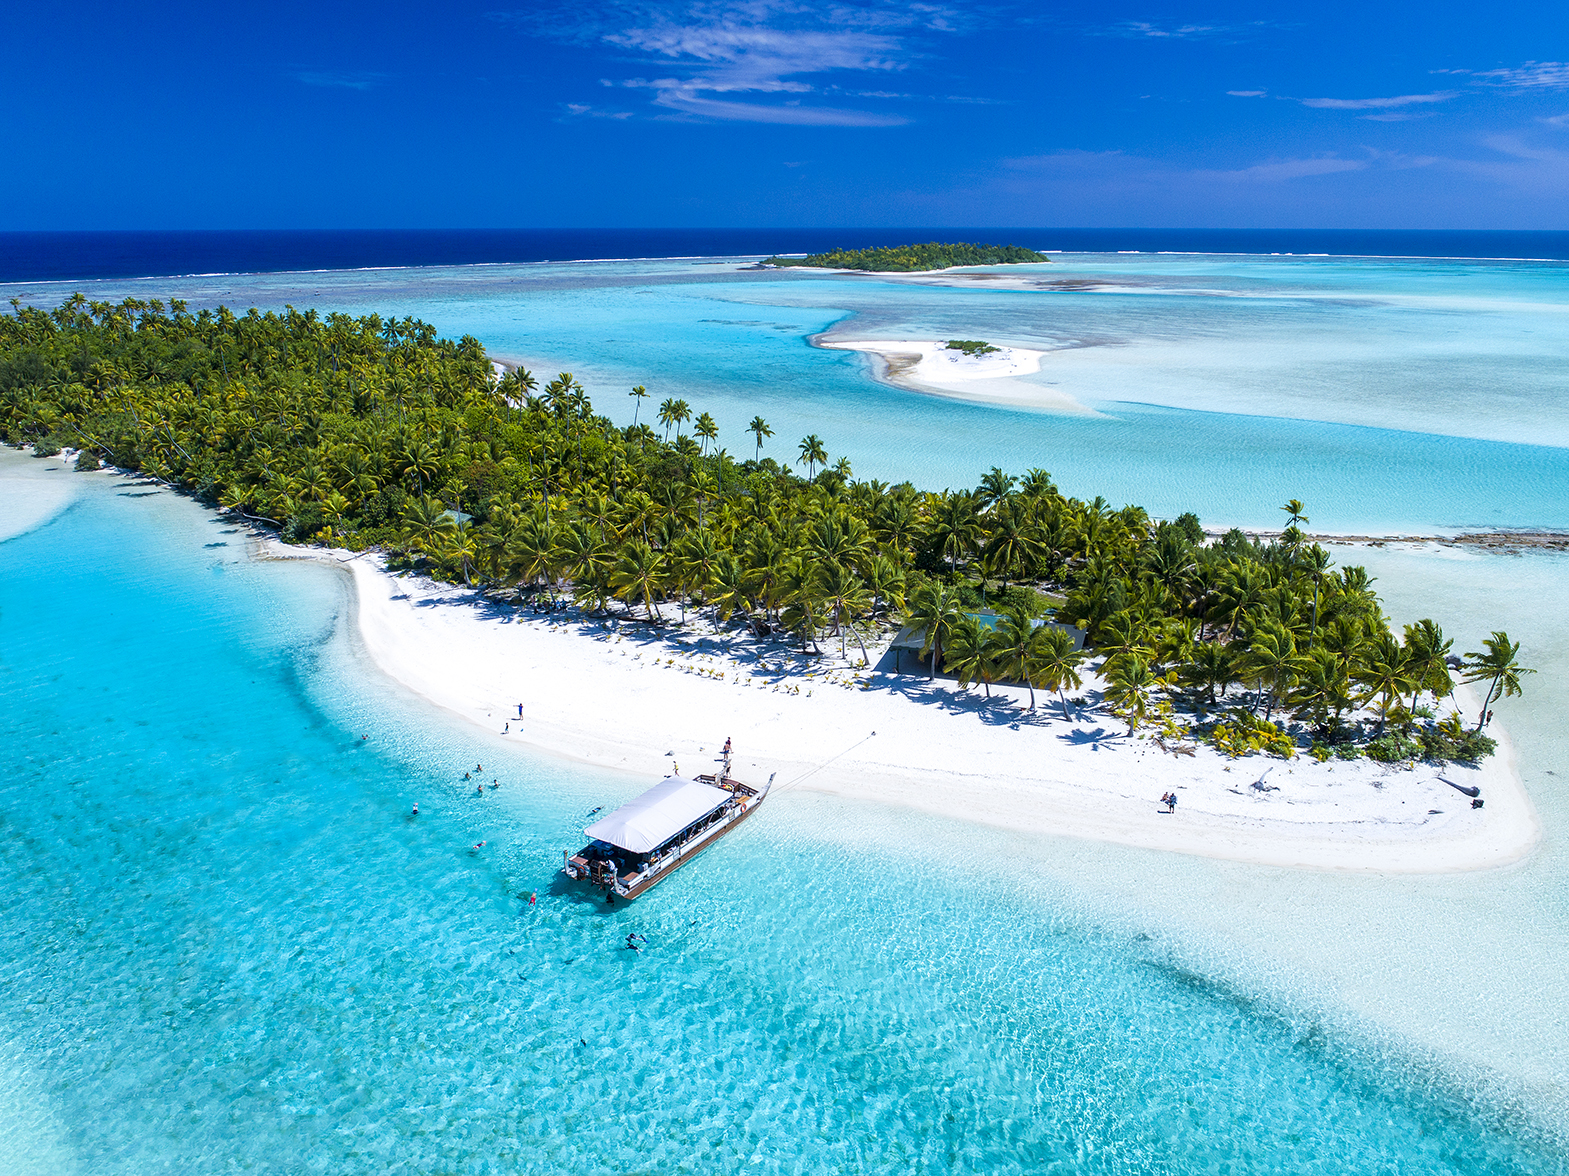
[519,1,945,126]
[1002,149,1367,186]
[563,103,635,120]
[1300,92,1457,110]
[1196,156,1367,182]
[1117,20,1224,38]
[1226,90,1266,98]
[295,70,386,90]
[1469,62,1569,91]
[620,76,907,124]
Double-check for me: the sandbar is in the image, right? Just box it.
[817,338,1095,415]
[287,546,1539,875]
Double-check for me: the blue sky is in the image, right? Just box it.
[4,0,1567,228]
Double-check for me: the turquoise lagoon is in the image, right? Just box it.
[2,456,1563,1174]
[6,252,1569,1170]
[12,252,1569,532]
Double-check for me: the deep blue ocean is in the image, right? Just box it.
[4,228,1569,282]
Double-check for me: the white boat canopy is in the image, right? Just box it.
[584,775,731,854]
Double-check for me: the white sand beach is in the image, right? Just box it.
[294,547,1537,874]
[817,338,1094,414]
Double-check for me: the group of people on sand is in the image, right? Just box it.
[1159,791,1178,814]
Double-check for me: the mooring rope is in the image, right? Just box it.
[774,730,878,793]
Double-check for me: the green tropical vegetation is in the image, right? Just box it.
[1,295,1524,765]
[762,242,1050,272]
[945,340,1000,357]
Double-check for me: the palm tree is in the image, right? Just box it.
[1180,641,1237,707]
[780,555,826,654]
[671,528,722,621]
[695,411,719,456]
[1211,563,1267,642]
[1353,633,1417,734]
[944,613,1002,697]
[865,554,906,617]
[982,504,1042,590]
[440,523,479,586]
[657,398,679,441]
[397,439,441,495]
[1288,647,1354,739]
[1300,544,1332,647]
[555,521,614,611]
[1461,631,1535,732]
[506,510,561,590]
[1104,654,1160,735]
[1403,619,1454,710]
[906,582,965,679]
[927,491,981,577]
[610,539,666,621]
[706,553,750,623]
[977,467,1016,510]
[670,398,692,437]
[1029,627,1085,720]
[797,434,827,481]
[1240,623,1309,722]
[816,559,872,660]
[629,385,648,427]
[400,493,457,553]
[748,415,773,463]
[992,606,1041,708]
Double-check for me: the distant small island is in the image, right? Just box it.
[763,242,1050,272]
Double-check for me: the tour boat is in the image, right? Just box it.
[563,755,772,901]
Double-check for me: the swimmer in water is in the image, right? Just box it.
[412,802,418,816]
[472,840,486,851]
[476,783,484,795]
[490,779,498,789]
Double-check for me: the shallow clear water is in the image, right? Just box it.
[6,250,1569,1168]
[1,469,1562,1173]
[11,252,1569,532]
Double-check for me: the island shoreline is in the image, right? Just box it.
[267,538,1541,877]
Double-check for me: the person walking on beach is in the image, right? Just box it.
[1167,792,1178,814]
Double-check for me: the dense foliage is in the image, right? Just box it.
[763,242,1049,272]
[2,296,1525,763]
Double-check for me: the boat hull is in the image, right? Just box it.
[564,773,769,901]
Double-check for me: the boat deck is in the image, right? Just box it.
[563,769,769,900]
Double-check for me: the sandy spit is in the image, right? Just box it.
[278,545,1539,875]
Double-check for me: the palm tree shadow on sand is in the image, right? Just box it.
[397,576,1119,730]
